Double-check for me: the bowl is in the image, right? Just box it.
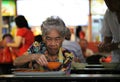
[47,62,61,70]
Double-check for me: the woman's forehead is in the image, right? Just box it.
[46,29,60,36]
[5,36,12,39]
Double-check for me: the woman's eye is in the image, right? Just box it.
[46,37,51,40]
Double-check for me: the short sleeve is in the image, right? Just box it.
[17,28,27,37]
[100,9,112,37]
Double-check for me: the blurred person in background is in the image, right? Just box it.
[98,0,120,63]
[7,15,34,57]
[76,26,85,41]
[34,34,43,43]
[76,26,82,40]
[62,28,86,63]
[79,31,85,39]
[0,34,14,74]
[79,39,94,58]
[13,16,74,73]
[0,34,13,48]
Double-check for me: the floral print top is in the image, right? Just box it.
[27,41,74,72]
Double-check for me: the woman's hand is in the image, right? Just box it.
[33,54,48,66]
[98,42,118,52]
[98,42,107,52]
[98,42,111,52]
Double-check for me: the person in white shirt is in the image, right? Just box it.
[98,0,120,63]
[62,28,86,63]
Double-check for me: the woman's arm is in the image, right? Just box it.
[7,36,22,47]
[13,53,35,66]
[13,52,48,67]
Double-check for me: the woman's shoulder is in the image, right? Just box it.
[17,27,27,34]
[61,48,74,58]
[17,27,33,36]
[18,27,31,32]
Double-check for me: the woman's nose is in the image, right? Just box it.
[50,40,57,45]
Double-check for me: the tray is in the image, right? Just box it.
[13,71,65,76]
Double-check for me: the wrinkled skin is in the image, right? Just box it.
[43,29,64,56]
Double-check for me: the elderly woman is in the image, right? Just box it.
[13,16,74,73]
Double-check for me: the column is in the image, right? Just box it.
[0,0,2,40]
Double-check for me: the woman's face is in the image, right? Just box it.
[2,36,13,47]
[43,29,64,55]
[3,36,13,43]
[80,40,88,50]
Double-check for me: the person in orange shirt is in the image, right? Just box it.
[0,34,14,74]
[7,15,34,56]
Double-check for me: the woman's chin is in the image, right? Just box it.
[48,49,58,55]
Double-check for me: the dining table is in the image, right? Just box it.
[0,73,120,82]
[0,63,120,82]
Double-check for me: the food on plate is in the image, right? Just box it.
[47,62,61,70]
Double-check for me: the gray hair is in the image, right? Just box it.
[41,16,66,37]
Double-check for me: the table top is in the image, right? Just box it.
[0,74,120,80]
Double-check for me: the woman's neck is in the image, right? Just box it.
[47,55,58,61]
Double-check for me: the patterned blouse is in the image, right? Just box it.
[27,41,74,72]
